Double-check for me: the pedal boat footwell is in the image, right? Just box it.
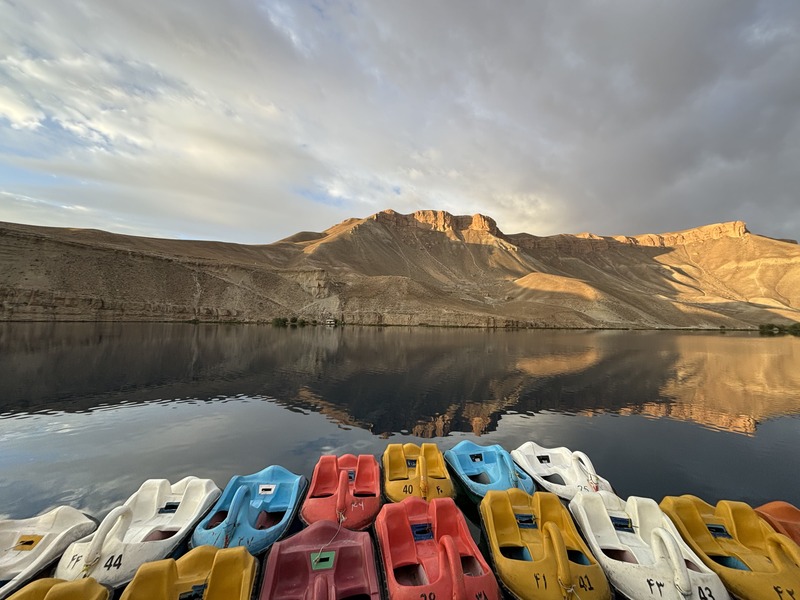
[259,519,381,599]
[375,496,499,600]
[661,495,800,600]
[569,491,729,600]
[480,489,611,600]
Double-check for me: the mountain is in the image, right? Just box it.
[1,210,798,328]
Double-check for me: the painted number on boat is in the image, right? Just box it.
[104,555,123,570]
[533,573,548,589]
[475,592,489,600]
[697,587,717,600]
[403,484,413,494]
[419,593,435,600]
[578,575,594,591]
[773,586,796,599]
[647,578,666,595]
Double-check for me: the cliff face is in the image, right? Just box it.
[1,211,799,328]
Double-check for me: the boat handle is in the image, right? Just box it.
[224,484,253,546]
[83,505,133,575]
[651,527,692,597]
[542,521,572,595]
[767,533,800,567]
[502,453,520,488]
[572,452,600,490]
[417,453,428,498]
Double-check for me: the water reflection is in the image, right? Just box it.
[2,323,800,518]
[2,324,799,436]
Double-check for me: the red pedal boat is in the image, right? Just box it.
[756,500,800,544]
[300,454,382,531]
[375,496,500,600]
[258,519,381,599]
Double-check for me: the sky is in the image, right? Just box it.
[0,1,799,244]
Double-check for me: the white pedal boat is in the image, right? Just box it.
[511,441,613,500]
[54,477,220,590]
[569,491,730,600]
[0,506,96,599]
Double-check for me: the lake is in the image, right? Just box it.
[1,322,799,523]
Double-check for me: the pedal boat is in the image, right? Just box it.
[443,440,535,503]
[661,494,800,600]
[0,506,96,599]
[375,496,499,600]
[569,491,729,600]
[479,489,611,600]
[511,441,613,500]
[756,501,800,545]
[191,465,307,555]
[259,519,381,599]
[300,454,382,531]
[6,578,108,600]
[54,477,220,589]
[382,443,454,503]
[119,545,256,600]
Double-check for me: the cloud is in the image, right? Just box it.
[0,0,798,243]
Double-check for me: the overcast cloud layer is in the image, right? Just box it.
[1,1,798,243]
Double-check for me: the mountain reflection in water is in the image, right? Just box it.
[1,323,799,518]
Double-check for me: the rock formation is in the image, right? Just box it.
[1,210,798,328]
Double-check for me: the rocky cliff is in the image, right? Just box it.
[1,210,798,328]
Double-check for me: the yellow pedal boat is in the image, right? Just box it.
[119,545,256,600]
[661,495,800,600]
[480,489,611,600]
[382,443,454,502]
[8,578,108,600]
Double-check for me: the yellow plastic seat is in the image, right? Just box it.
[8,578,108,600]
[661,495,800,600]
[119,545,256,600]
[480,489,611,600]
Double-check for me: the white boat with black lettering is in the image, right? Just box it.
[0,506,97,599]
[54,477,220,590]
[569,491,730,600]
[511,441,613,500]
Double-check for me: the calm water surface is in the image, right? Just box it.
[1,323,799,521]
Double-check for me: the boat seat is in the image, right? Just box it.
[383,504,419,568]
[311,455,340,498]
[627,495,662,541]
[353,454,378,497]
[718,501,766,551]
[535,491,569,531]
[204,546,254,600]
[485,492,524,549]
[577,493,629,552]
[421,444,448,479]
[131,479,173,521]
[385,445,409,482]
[664,496,720,556]
[12,578,109,600]
[431,498,470,555]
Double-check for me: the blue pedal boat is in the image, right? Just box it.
[190,465,307,555]
[444,440,535,503]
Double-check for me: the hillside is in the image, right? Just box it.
[1,210,799,328]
